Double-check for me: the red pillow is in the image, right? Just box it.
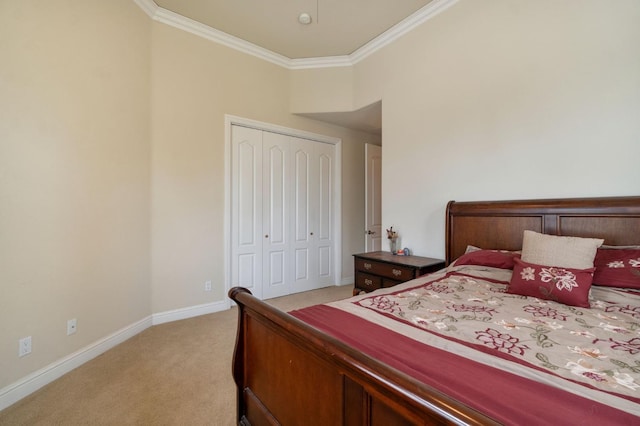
[453,249,520,270]
[593,249,640,289]
[507,258,595,308]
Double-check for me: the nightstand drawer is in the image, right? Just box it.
[382,278,402,288]
[355,272,382,292]
[355,258,413,281]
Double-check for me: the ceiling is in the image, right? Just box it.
[151,0,439,136]
[154,0,434,59]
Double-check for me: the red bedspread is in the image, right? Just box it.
[292,304,639,425]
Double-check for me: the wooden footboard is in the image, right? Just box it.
[229,287,497,426]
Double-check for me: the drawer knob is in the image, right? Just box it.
[392,269,402,277]
[364,263,372,270]
[364,279,373,286]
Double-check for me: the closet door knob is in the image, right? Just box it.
[310,232,314,236]
[265,234,269,238]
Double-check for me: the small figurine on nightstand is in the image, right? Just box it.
[387,226,398,254]
[396,248,410,255]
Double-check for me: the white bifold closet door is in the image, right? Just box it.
[231,125,335,300]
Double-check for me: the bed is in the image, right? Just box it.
[229,196,640,425]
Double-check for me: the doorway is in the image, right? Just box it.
[365,143,382,252]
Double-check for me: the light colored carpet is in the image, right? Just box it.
[0,285,352,426]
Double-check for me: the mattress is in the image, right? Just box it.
[291,265,640,424]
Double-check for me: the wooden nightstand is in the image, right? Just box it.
[353,251,445,295]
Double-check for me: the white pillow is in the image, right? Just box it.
[521,230,603,269]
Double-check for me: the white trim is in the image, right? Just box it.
[132,0,158,17]
[151,299,229,325]
[153,7,292,69]
[289,56,353,70]
[132,0,460,70]
[226,115,342,145]
[0,316,152,411]
[224,115,343,300]
[0,298,232,410]
[349,0,460,65]
[333,135,343,290]
[223,117,233,311]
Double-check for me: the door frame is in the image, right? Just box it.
[224,115,342,307]
[364,143,382,252]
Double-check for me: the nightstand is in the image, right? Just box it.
[353,251,445,295]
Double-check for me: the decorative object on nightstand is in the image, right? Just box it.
[386,226,398,254]
[353,251,445,295]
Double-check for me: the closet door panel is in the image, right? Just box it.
[231,126,263,298]
[237,254,258,289]
[293,148,310,242]
[318,247,331,278]
[315,142,334,285]
[238,142,259,246]
[267,251,285,284]
[262,132,291,299]
[290,138,315,291]
[317,152,332,241]
[266,146,286,243]
[294,249,309,280]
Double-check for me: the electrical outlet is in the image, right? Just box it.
[19,336,32,357]
[67,318,77,335]
[204,280,212,291]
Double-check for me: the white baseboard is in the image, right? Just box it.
[0,299,231,411]
[151,299,230,325]
[0,315,152,411]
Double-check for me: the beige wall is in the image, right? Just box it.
[0,0,151,386]
[1,0,375,393]
[348,0,640,257]
[290,67,354,113]
[149,23,377,311]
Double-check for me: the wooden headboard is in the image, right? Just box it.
[445,196,640,265]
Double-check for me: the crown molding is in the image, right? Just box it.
[134,0,291,67]
[133,0,459,70]
[349,0,459,65]
[132,0,158,17]
[156,7,293,68]
[289,55,353,70]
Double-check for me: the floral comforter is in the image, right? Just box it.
[327,265,640,415]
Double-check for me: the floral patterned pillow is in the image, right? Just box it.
[593,248,640,289]
[507,258,595,307]
[452,249,520,270]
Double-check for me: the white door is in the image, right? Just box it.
[261,132,292,299]
[290,137,335,293]
[313,141,335,288]
[365,144,382,252]
[231,126,263,299]
[231,124,336,300]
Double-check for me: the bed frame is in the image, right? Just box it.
[229,196,640,425]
